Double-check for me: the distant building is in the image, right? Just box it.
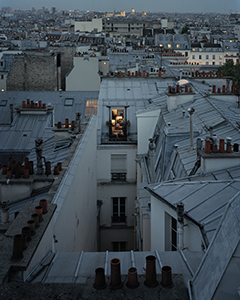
[75,18,103,33]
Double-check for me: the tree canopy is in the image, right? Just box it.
[181,26,190,34]
[218,59,240,88]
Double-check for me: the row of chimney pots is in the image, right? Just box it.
[12,199,48,260]
[204,137,239,154]
[1,157,62,179]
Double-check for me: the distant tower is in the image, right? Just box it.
[131,7,135,13]
[52,7,56,14]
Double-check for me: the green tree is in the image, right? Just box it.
[218,59,240,88]
[181,26,190,34]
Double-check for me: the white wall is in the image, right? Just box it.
[136,109,161,154]
[151,195,202,251]
[75,19,102,32]
[97,145,137,250]
[201,156,240,174]
[53,116,98,252]
[97,145,137,182]
[66,56,100,91]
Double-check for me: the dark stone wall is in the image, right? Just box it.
[48,46,76,90]
[7,54,57,91]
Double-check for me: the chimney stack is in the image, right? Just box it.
[35,139,43,175]
[148,138,156,184]
[188,107,195,148]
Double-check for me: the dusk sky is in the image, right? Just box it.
[1,0,240,14]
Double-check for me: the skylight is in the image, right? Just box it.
[64,98,74,106]
[0,100,7,106]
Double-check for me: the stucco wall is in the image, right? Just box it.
[53,116,98,252]
[66,56,100,91]
[137,109,161,154]
[151,195,202,251]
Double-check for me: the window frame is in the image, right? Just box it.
[112,197,127,224]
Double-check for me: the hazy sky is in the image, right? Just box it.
[1,0,240,14]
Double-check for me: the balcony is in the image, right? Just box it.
[111,215,127,224]
[111,173,127,182]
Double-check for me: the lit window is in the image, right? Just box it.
[192,48,195,52]
[177,44,180,49]
[226,53,228,56]
[219,55,222,59]
[168,44,171,49]
[103,62,107,66]
[64,98,74,106]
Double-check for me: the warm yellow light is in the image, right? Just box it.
[168,44,171,49]
[104,62,107,66]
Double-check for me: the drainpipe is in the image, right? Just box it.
[10,104,13,124]
[179,69,182,80]
[196,138,202,161]
[74,112,81,134]
[188,107,195,148]
[209,126,213,138]
[57,53,61,90]
[148,138,155,184]
[97,200,103,252]
[177,202,184,251]
[35,139,43,175]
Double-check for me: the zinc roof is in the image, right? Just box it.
[146,179,240,244]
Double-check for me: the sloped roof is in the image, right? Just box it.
[146,180,240,245]
[0,91,98,163]
[190,193,240,300]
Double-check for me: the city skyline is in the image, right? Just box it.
[1,0,240,14]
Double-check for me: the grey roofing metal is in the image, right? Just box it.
[98,77,176,141]
[37,249,203,287]
[27,135,72,168]
[148,77,240,181]
[190,193,240,300]
[146,180,240,245]
[0,91,99,124]
[0,90,98,156]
